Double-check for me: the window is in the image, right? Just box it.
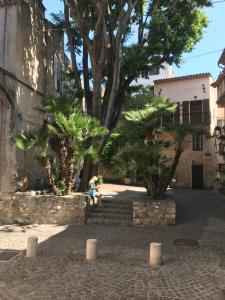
[53,54,63,93]
[190,100,202,124]
[217,119,225,127]
[174,103,180,124]
[161,102,180,125]
[193,134,203,151]
[182,100,210,125]
[203,99,210,124]
[182,101,189,124]
[219,164,225,181]
[148,66,160,75]
[219,143,225,156]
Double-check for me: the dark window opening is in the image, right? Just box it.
[193,134,203,151]
[182,101,189,124]
[190,100,202,124]
[148,66,160,76]
[219,143,225,156]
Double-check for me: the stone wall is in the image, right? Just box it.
[133,200,176,226]
[0,0,64,193]
[0,193,91,225]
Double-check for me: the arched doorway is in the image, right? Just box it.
[0,87,12,192]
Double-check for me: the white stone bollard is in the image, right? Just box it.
[27,236,38,257]
[149,242,162,266]
[86,239,97,261]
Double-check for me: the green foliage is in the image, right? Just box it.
[37,97,82,115]
[49,1,211,190]
[124,96,176,129]
[104,94,208,199]
[16,97,108,195]
[52,1,211,120]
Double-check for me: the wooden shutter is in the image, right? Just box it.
[203,99,210,125]
[182,101,189,124]
[190,100,202,124]
[174,102,180,124]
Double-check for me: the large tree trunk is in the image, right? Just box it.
[79,157,95,192]
[160,147,183,197]
[143,174,155,198]
[64,150,76,195]
[43,157,58,195]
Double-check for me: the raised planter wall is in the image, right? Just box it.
[0,192,91,225]
[133,200,176,226]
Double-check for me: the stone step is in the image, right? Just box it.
[100,201,132,209]
[90,212,132,219]
[93,207,132,214]
[88,197,133,226]
[102,198,131,205]
[87,217,132,226]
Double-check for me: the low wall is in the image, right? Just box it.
[133,200,176,226]
[0,192,91,225]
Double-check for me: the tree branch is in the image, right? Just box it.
[65,0,92,51]
[104,0,138,127]
[64,1,82,94]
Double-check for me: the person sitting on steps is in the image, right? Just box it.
[88,176,103,207]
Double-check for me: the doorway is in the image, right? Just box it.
[192,165,204,189]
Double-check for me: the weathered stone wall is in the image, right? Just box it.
[162,132,217,189]
[0,0,64,193]
[0,193,91,225]
[133,200,176,226]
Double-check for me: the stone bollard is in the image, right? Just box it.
[27,236,38,257]
[86,239,97,261]
[149,242,162,266]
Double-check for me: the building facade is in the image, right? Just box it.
[212,49,225,179]
[212,49,225,106]
[131,63,173,90]
[0,0,64,193]
[154,73,223,189]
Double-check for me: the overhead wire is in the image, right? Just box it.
[184,49,224,60]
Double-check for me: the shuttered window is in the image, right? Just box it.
[182,99,210,125]
[174,102,180,124]
[182,101,189,124]
[203,99,210,124]
[190,100,202,124]
[193,134,203,151]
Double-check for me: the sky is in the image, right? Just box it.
[43,0,225,80]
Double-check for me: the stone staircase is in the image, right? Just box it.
[87,197,133,226]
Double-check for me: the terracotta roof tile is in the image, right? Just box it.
[212,72,225,87]
[154,73,211,84]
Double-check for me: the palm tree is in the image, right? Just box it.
[16,97,108,195]
[123,97,206,199]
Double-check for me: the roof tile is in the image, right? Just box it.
[154,73,211,84]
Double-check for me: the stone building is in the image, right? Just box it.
[0,0,64,193]
[212,49,225,106]
[154,73,224,189]
[212,49,225,179]
[131,62,173,92]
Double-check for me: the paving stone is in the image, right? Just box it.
[0,187,224,299]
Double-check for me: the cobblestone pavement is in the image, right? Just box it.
[0,186,225,300]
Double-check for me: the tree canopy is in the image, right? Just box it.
[61,0,211,128]
[51,0,211,189]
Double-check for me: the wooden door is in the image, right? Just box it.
[192,165,204,189]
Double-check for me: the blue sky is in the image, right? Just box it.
[43,0,225,80]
